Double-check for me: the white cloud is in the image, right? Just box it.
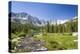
[57,20,68,24]
[73,16,78,19]
[50,19,68,25]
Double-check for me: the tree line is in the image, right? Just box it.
[11,18,78,35]
[45,19,78,33]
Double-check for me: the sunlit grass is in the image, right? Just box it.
[34,33,78,50]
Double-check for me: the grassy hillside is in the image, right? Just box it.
[34,33,78,50]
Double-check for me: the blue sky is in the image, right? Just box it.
[11,1,78,21]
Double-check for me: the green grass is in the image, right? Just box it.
[34,33,78,50]
[10,32,78,52]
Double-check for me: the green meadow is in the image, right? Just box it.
[34,33,78,50]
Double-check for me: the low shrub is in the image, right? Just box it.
[18,32,26,37]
